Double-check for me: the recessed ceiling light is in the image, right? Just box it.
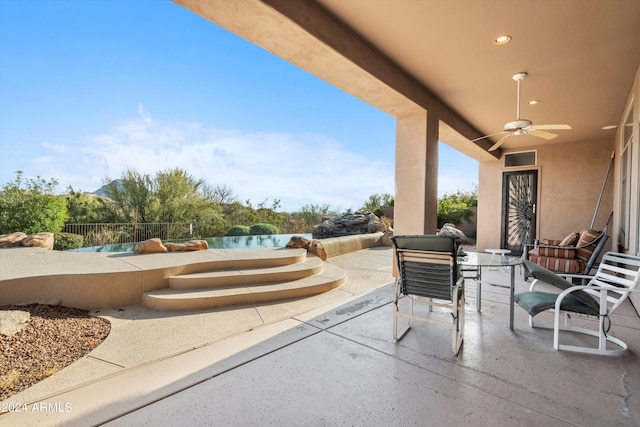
[528,100,540,105]
[493,35,511,45]
[601,125,617,130]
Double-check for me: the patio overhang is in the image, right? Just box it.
[172,0,499,161]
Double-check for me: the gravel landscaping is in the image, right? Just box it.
[0,304,110,401]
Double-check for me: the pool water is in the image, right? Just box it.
[67,233,312,253]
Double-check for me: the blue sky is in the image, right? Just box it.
[0,0,478,212]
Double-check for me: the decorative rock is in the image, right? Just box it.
[165,240,209,252]
[0,310,31,336]
[312,211,384,239]
[134,238,167,254]
[285,235,327,260]
[22,232,55,250]
[309,240,327,261]
[437,223,469,243]
[380,230,394,246]
[0,232,28,248]
[286,236,311,249]
[368,221,387,233]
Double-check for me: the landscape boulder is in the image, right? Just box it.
[165,240,209,252]
[22,232,55,250]
[437,223,469,243]
[380,230,394,246]
[285,235,328,260]
[0,310,31,336]
[0,232,28,248]
[134,238,167,254]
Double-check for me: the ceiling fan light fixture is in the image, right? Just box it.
[493,35,511,45]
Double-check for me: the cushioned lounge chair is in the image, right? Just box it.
[515,252,640,355]
[391,235,465,355]
[523,225,609,278]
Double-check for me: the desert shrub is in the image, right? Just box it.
[0,172,67,235]
[226,225,251,236]
[53,232,84,251]
[437,187,478,228]
[380,216,393,230]
[249,223,279,235]
[84,228,129,246]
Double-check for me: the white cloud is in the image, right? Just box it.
[40,142,69,153]
[13,108,477,212]
[41,108,395,212]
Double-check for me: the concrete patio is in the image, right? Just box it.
[1,246,640,426]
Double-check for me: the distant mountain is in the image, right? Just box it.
[93,179,123,197]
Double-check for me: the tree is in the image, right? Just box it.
[361,193,394,215]
[291,204,337,232]
[102,168,219,225]
[437,186,478,228]
[65,186,114,223]
[0,171,67,234]
[102,169,155,223]
[154,168,218,223]
[209,184,238,205]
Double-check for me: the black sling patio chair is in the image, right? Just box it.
[391,235,465,355]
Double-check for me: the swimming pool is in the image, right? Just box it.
[67,233,312,253]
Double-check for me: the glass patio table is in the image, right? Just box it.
[459,251,523,330]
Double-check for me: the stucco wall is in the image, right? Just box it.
[477,138,615,252]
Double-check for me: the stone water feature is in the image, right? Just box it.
[312,212,387,239]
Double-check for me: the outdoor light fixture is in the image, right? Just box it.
[493,35,511,45]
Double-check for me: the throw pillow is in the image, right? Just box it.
[559,232,580,247]
[576,229,601,262]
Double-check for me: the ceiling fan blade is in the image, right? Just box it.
[528,129,558,140]
[488,133,511,151]
[471,131,508,142]
[531,124,572,130]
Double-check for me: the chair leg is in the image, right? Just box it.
[393,278,412,341]
[451,287,464,355]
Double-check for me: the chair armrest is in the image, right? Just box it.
[555,273,593,281]
[555,285,639,315]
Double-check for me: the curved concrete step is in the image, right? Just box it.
[168,257,324,289]
[174,248,308,276]
[142,263,346,311]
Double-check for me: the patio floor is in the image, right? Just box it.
[2,246,640,426]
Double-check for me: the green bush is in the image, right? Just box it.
[226,225,251,236]
[437,187,478,228]
[0,172,67,235]
[249,223,279,235]
[53,232,84,251]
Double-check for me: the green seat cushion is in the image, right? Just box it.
[515,291,600,317]
[522,260,600,312]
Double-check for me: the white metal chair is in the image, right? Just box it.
[391,235,465,355]
[515,252,640,355]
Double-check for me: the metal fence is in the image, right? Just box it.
[63,223,196,247]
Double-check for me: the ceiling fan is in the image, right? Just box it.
[475,72,571,151]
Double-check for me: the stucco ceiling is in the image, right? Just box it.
[317,0,640,151]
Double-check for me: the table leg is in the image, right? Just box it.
[477,267,482,312]
[509,265,515,330]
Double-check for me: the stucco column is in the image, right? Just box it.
[394,111,439,236]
